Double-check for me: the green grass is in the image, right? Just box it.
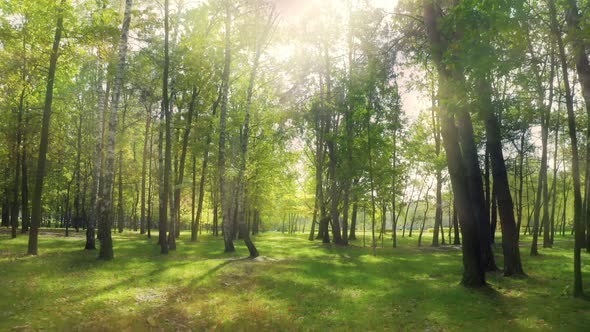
[1,229,590,331]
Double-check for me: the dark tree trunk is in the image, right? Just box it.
[424,0,485,287]
[559,0,585,297]
[175,86,198,242]
[478,78,524,276]
[516,131,526,240]
[456,111,497,272]
[491,182,497,244]
[562,0,590,252]
[28,0,65,255]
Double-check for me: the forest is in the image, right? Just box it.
[1,0,590,330]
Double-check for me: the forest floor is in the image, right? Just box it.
[1,229,590,331]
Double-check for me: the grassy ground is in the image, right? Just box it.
[1,229,590,331]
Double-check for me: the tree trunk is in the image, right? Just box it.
[531,91,551,255]
[72,110,83,232]
[424,0,486,287]
[147,118,154,239]
[478,78,524,276]
[21,130,29,233]
[140,105,152,235]
[456,111,497,272]
[391,132,398,248]
[175,86,198,242]
[516,131,526,239]
[97,0,133,260]
[557,0,585,297]
[562,0,590,251]
[550,106,561,245]
[490,182,497,243]
[418,184,431,247]
[27,0,65,255]
[349,190,358,240]
[234,6,275,257]
[163,0,176,252]
[11,102,23,239]
[117,149,124,233]
[367,110,377,255]
[402,183,415,237]
[430,80,442,247]
[453,202,460,245]
[325,46,343,245]
[219,3,235,252]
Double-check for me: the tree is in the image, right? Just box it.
[27,0,66,256]
[219,1,235,253]
[97,0,133,260]
[551,0,584,297]
[423,0,486,287]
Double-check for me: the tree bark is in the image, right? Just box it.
[424,0,485,287]
[478,78,524,276]
[175,86,198,242]
[549,105,561,245]
[563,0,590,251]
[140,105,152,235]
[556,0,584,297]
[234,5,275,257]
[219,2,235,252]
[11,100,23,239]
[516,130,526,239]
[402,183,415,237]
[27,0,65,255]
[349,185,358,240]
[21,127,29,233]
[162,0,176,252]
[430,79,443,247]
[97,0,133,260]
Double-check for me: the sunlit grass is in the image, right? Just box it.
[1,229,589,331]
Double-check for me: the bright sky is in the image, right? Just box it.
[270,0,425,121]
[183,0,424,120]
[273,0,398,16]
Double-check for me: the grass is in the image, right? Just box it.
[1,229,590,331]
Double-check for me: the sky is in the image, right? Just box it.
[182,0,425,121]
[270,0,425,121]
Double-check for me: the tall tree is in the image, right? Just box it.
[219,1,235,253]
[161,0,174,252]
[97,0,133,260]
[423,0,486,287]
[27,0,65,255]
[551,0,584,297]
